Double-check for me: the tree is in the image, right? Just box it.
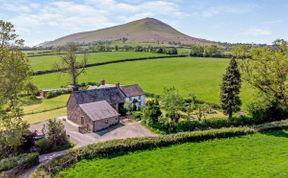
[56,43,88,87]
[161,87,183,122]
[144,99,162,124]
[25,82,39,96]
[231,44,250,60]
[239,39,288,111]
[47,119,69,149]
[0,20,31,157]
[220,58,242,119]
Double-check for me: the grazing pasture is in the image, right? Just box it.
[32,57,253,104]
[56,129,288,178]
[29,51,168,71]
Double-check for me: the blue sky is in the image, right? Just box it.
[1,0,287,46]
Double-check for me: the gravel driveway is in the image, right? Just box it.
[29,117,157,147]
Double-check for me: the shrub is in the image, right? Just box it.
[143,99,162,124]
[45,89,72,99]
[0,153,39,172]
[35,138,51,154]
[132,111,143,121]
[30,127,254,177]
[47,119,69,150]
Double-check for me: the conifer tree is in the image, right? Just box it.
[220,58,241,119]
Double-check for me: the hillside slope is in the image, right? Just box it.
[40,18,214,47]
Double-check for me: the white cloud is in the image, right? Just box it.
[1,0,184,46]
[242,28,272,36]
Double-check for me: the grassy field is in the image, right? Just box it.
[22,95,69,123]
[32,57,254,104]
[29,51,168,71]
[22,95,69,114]
[56,129,288,178]
[23,108,66,124]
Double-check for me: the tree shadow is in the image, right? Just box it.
[261,129,288,138]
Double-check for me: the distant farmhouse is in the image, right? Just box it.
[67,80,145,132]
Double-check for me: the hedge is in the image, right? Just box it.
[155,115,288,134]
[0,153,39,177]
[30,127,254,177]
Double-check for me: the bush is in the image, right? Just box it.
[31,127,254,177]
[45,89,72,99]
[47,119,69,149]
[0,153,39,172]
[132,111,143,121]
[35,138,51,154]
[247,99,288,122]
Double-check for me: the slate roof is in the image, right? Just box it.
[72,87,126,105]
[87,84,116,90]
[120,84,145,97]
[79,101,119,121]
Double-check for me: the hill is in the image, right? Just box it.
[39,18,214,47]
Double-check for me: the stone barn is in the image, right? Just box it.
[67,82,145,132]
[67,87,125,132]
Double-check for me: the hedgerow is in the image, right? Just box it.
[30,127,254,177]
[0,153,39,177]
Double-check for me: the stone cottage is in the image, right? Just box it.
[67,81,145,132]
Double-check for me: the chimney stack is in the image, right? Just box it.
[100,80,105,86]
[115,82,120,87]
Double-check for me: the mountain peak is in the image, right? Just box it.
[39,18,213,47]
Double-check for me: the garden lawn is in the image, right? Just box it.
[23,94,69,114]
[56,129,288,178]
[29,51,168,72]
[23,108,66,124]
[32,57,254,105]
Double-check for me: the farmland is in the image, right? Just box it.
[31,56,253,104]
[29,51,168,71]
[56,129,288,178]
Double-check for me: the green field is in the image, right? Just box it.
[23,108,66,124]
[32,57,254,104]
[22,95,69,123]
[29,52,168,71]
[56,129,288,178]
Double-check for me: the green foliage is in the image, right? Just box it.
[25,82,39,96]
[0,108,29,158]
[31,127,255,177]
[47,119,69,149]
[220,58,241,118]
[194,104,211,120]
[45,89,72,99]
[161,87,184,122]
[239,39,288,112]
[124,101,133,114]
[0,153,39,172]
[190,45,223,57]
[143,99,162,125]
[131,111,143,121]
[35,138,51,154]
[0,20,31,158]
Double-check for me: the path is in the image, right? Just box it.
[19,150,67,178]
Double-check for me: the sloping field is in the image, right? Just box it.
[56,129,288,178]
[32,57,253,104]
[29,51,168,71]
